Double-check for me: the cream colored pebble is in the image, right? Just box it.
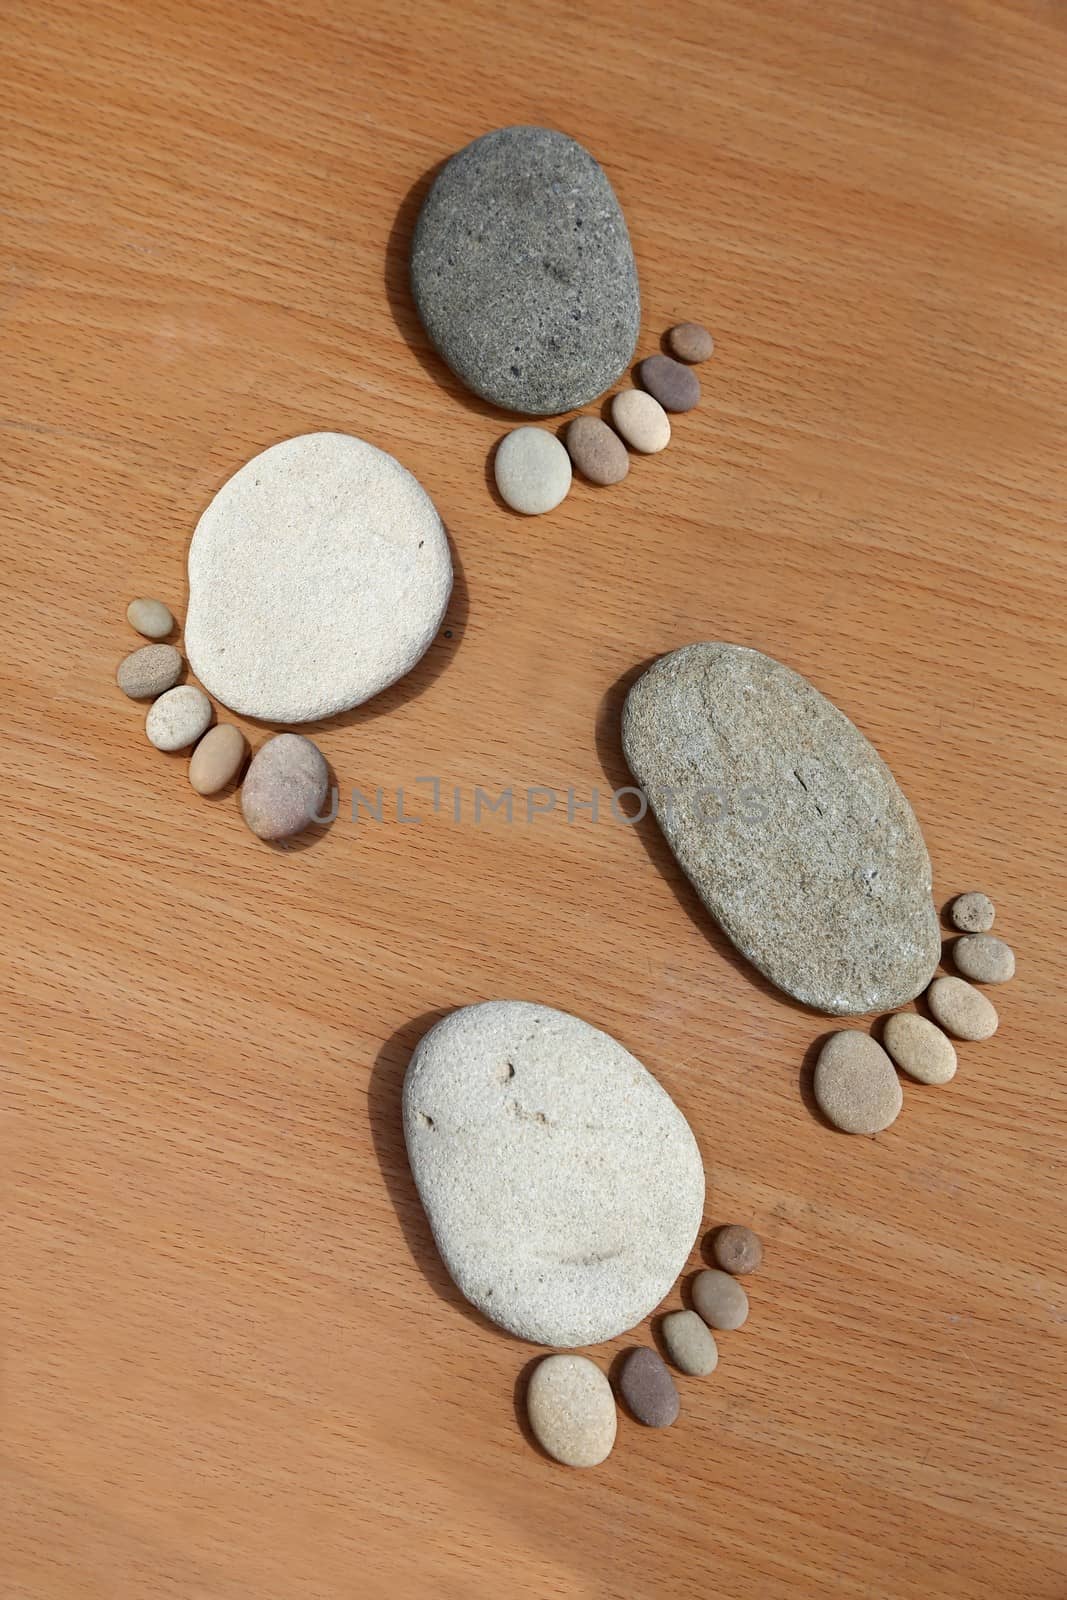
[526,1355,616,1468]
[126,597,174,639]
[611,389,671,453]
[814,1031,903,1134]
[189,723,248,795]
[953,934,1015,985]
[883,1012,957,1085]
[146,685,213,752]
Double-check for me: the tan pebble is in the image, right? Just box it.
[146,685,213,751]
[564,415,629,485]
[883,1012,957,1085]
[927,976,999,1040]
[611,389,671,453]
[240,733,330,841]
[116,644,182,700]
[953,934,1015,985]
[667,322,714,363]
[189,724,248,796]
[661,1309,718,1376]
[526,1354,616,1468]
[950,891,995,933]
[814,1031,902,1134]
[126,597,174,639]
[711,1223,762,1275]
[691,1268,748,1330]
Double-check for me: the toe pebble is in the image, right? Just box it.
[527,1354,616,1468]
[145,685,212,751]
[953,934,1015,985]
[950,892,995,932]
[117,644,183,700]
[927,976,998,1041]
[638,354,700,412]
[189,723,248,795]
[814,1031,902,1134]
[618,1347,679,1427]
[667,322,714,363]
[882,1012,957,1085]
[611,390,671,453]
[661,1310,718,1376]
[692,1268,749,1330]
[126,598,175,639]
[494,427,571,514]
[711,1224,763,1275]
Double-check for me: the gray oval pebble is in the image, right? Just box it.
[565,415,629,485]
[927,976,998,1041]
[661,1309,718,1376]
[618,1347,679,1427]
[189,723,248,796]
[494,427,571,514]
[145,685,212,751]
[527,1354,616,1468]
[814,1031,903,1134]
[692,1268,749,1330]
[882,1011,957,1085]
[126,597,174,639]
[240,733,330,841]
[117,644,183,700]
[711,1224,763,1275]
[953,933,1015,985]
[638,354,700,413]
[667,322,714,363]
[951,892,995,933]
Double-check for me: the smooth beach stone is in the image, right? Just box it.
[882,1011,957,1085]
[814,1031,903,1134]
[711,1224,763,1276]
[145,685,212,752]
[953,933,1015,985]
[494,427,571,514]
[667,322,714,363]
[116,643,182,700]
[661,1310,718,1377]
[410,126,640,415]
[527,1355,616,1468]
[927,976,999,1041]
[185,433,452,723]
[951,891,995,933]
[565,415,629,486]
[692,1269,749,1331]
[188,723,248,796]
[403,1001,705,1347]
[622,644,941,1014]
[618,1347,679,1428]
[638,353,700,413]
[126,597,174,639]
[611,389,671,453]
[240,733,329,841]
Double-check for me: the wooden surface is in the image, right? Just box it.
[2,1,1065,1595]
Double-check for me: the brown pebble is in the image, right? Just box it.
[564,415,629,486]
[927,976,998,1041]
[240,733,330,841]
[667,322,714,363]
[189,724,248,796]
[953,934,1015,985]
[950,892,995,933]
[711,1224,762,1275]
[814,1031,902,1134]
[691,1268,749,1330]
[116,643,183,700]
[638,353,701,413]
[618,1347,679,1427]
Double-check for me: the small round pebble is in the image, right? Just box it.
[240,733,330,841]
[494,427,571,514]
[189,723,248,796]
[126,597,174,639]
[638,353,700,413]
[116,644,183,700]
[618,1347,679,1428]
[145,685,212,752]
[564,415,629,485]
[661,1309,718,1376]
[882,1012,957,1085]
[927,976,999,1041]
[527,1354,616,1468]
[814,1031,903,1134]
[667,322,714,363]
[692,1268,749,1331]
[953,933,1015,985]
[951,891,995,933]
[711,1224,763,1276]
[611,390,671,454]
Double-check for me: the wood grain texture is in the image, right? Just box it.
[2,1,1065,1596]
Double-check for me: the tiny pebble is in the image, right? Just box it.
[618,1347,679,1427]
[661,1310,718,1377]
[145,685,213,752]
[611,390,671,453]
[882,1012,957,1085]
[667,322,714,363]
[126,597,175,639]
[638,353,700,413]
[814,1031,902,1134]
[189,723,248,796]
[527,1354,616,1468]
[116,644,183,700]
[494,427,572,514]
[927,976,999,1041]
[711,1224,763,1276]
[240,733,330,841]
[953,933,1015,985]
[564,415,629,485]
[692,1268,749,1331]
[951,891,995,933]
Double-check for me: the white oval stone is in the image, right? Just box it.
[145,685,213,751]
[403,1001,705,1347]
[494,427,572,514]
[185,433,452,723]
[527,1354,617,1467]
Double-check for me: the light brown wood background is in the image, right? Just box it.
[2,0,1065,1595]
